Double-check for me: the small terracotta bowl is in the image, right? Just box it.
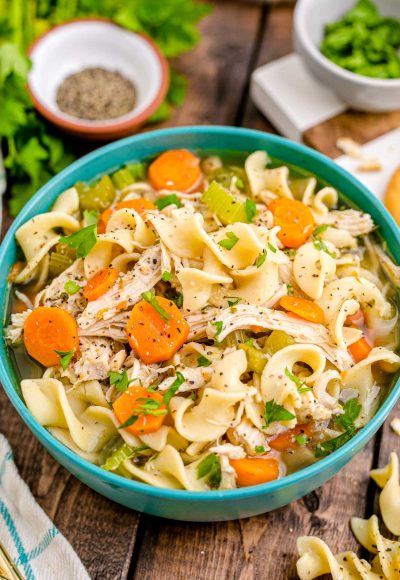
[27,19,169,140]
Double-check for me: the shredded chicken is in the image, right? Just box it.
[78,311,129,342]
[324,209,374,237]
[232,418,270,456]
[41,259,86,316]
[372,244,400,287]
[157,367,210,393]
[209,443,246,460]
[73,337,126,383]
[5,310,31,344]
[78,244,162,331]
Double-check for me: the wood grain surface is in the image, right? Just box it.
[1,2,400,579]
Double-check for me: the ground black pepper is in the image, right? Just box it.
[56,67,136,121]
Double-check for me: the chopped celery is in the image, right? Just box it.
[48,243,76,277]
[221,330,247,348]
[111,168,135,190]
[201,181,248,225]
[126,162,147,181]
[207,166,247,191]
[239,343,267,374]
[101,443,134,471]
[263,330,294,355]
[76,175,116,212]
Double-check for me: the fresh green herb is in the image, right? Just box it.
[255,250,267,268]
[133,444,151,453]
[312,224,329,237]
[155,194,182,210]
[293,433,309,446]
[311,226,335,258]
[163,372,185,406]
[136,398,167,416]
[227,297,241,307]
[267,242,277,253]
[321,0,400,79]
[162,270,172,282]
[263,400,296,428]
[83,209,99,226]
[117,414,139,430]
[244,338,254,346]
[212,321,223,341]
[196,453,222,488]
[218,231,239,250]
[255,445,265,454]
[335,398,362,430]
[287,283,293,295]
[236,177,244,190]
[109,370,129,393]
[59,224,97,258]
[284,249,297,258]
[141,290,170,323]
[285,367,312,394]
[55,349,74,370]
[197,355,211,367]
[64,280,81,295]
[245,198,257,222]
[315,428,356,458]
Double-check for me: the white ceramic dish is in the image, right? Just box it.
[294,0,400,112]
[28,19,169,140]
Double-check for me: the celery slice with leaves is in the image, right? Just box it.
[201,181,249,225]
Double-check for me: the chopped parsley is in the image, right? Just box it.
[293,433,309,446]
[263,400,296,428]
[64,280,81,295]
[196,453,222,488]
[141,290,170,323]
[311,224,335,258]
[284,248,297,258]
[218,231,239,250]
[335,398,362,431]
[136,398,167,416]
[227,297,241,307]
[285,367,312,394]
[315,428,356,458]
[55,350,74,370]
[60,224,97,258]
[117,414,139,430]
[212,320,223,341]
[255,445,266,454]
[155,194,182,210]
[197,355,211,367]
[162,270,172,282]
[255,250,267,268]
[267,242,277,253]
[245,198,257,222]
[163,372,185,406]
[109,370,129,393]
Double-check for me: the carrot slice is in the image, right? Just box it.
[269,198,314,248]
[348,337,372,363]
[345,308,365,328]
[148,149,202,193]
[269,423,314,452]
[99,198,156,232]
[230,457,279,487]
[23,306,79,367]
[113,385,167,435]
[280,296,325,324]
[126,295,189,364]
[83,267,119,302]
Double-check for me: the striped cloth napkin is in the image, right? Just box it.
[0,433,90,580]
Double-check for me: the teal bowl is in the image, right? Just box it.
[1,126,399,522]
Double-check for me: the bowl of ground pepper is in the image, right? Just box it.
[27,19,169,140]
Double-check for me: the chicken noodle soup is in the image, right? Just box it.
[5,148,400,491]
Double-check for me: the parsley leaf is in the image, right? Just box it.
[255,445,265,454]
[293,433,309,446]
[162,270,172,282]
[311,225,335,258]
[155,194,182,210]
[255,250,267,268]
[55,350,74,370]
[163,371,185,406]
[335,398,362,430]
[218,231,239,250]
[197,355,211,367]
[109,370,129,393]
[141,291,170,323]
[212,320,223,341]
[196,453,222,488]
[117,414,139,430]
[315,428,356,458]
[136,397,167,416]
[263,400,296,428]
[64,280,81,295]
[267,242,277,253]
[285,367,312,394]
[227,297,241,307]
[83,209,99,226]
[59,224,97,258]
[245,198,257,222]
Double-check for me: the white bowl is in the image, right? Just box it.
[294,0,400,112]
[28,19,169,139]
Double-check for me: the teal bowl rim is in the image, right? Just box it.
[1,125,399,501]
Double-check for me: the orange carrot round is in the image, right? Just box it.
[230,457,279,487]
[126,295,189,364]
[23,306,79,367]
[269,423,314,452]
[348,337,372,363]
[280,296,325,324]
[83,268,119,302]
[148,149,202,193]
[269,198,314,248]
[113,385,167,435]
[99,198,156,232]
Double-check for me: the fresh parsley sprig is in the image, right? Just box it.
[218,231,239,251]
[109,370,130,393]
[263,400,295,428]
[163,372,185,406]
[285,367,312,394]
[55,349,74,370]
[60,225,97,258]
[141,291,170,323]
[196,453,222,488]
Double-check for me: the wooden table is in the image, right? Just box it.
[1,2,399,578]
